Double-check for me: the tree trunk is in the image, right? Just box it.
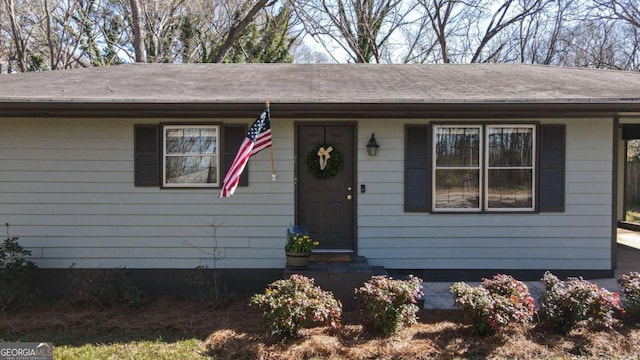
[212,0,271,63]
[43,0,56,70]
[130,0,146,62]
[4,0,27,72]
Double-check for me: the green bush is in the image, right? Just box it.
[618,271,640,323]
[0,232,38,311]
[539,271,623,334]
[450,274,536,336]
[68,267,145,308]
[250,274,342,338]
[355,275,423,336]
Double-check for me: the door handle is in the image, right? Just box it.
[346,194,352,200]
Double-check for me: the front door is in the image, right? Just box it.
[296,123,356,251]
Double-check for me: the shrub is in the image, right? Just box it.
[618,271,640,323]
[539,271,624,334]
[0,230,38,311]
[188,265,228,307]
[68,266,145,308]
[250,274,342,338]
[450,274,535,336]
[355,275,423,336]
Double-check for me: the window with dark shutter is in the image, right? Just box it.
[135,123,249,188]
[224,124,249,187]
[134,124,160,186]
[539,124,566,212]
[405,125,431,212]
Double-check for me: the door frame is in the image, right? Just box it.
[294,121,358,253]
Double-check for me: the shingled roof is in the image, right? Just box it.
[1,63,639,118]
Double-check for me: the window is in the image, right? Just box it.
[405,124,564,213]
[432,124,536,212]
[485,125,535,210]
[162,125,220,187]
[434,126,481,210]
[134,123,248,188]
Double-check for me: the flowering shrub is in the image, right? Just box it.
[355,275,423,336]
[618,271,640,322]
[539,271,624,334]
[450,274,536,336]
[284,225,319,253]
[249,274,341,338]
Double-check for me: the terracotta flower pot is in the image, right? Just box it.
[285,251,311,269]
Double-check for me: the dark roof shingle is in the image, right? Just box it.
[1,63,639,104]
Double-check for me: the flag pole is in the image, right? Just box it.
[266,100,276,181]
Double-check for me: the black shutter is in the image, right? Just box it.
[134,124,160,186]
[224,125,249,187]
[622,125,640,140]
[539,124,565,212]
[405,125,431,212]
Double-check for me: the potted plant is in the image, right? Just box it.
[284,225,318,269]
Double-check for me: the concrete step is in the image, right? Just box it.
[422,277,621,310]
[284,257,387,311]
[310,253,352,263]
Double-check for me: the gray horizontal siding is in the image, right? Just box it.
[1,117,615,271]
[0,117,295,269]
[357,118,613,271]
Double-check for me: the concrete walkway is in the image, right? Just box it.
[423,229,640,309]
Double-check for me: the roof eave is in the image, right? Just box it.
[1,101,639,119]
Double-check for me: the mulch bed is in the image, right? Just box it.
[1,296,639,359]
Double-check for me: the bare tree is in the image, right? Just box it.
[43,0,93,69]
[137,0,185,63]
[594,0,640,28]
[211,0,276,62]
[293,0,419,63]
[514,0,581,64]
[469,0,552,62]
[2,0,39,71]
[416,0,482,63]
[291,39,331,62]
[129,0,146,62]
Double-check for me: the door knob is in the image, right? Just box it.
[347,194,352,200]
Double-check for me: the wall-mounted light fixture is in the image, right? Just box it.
[366,133,380,156]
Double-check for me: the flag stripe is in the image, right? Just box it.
[223,141,252,185]
[219,108,272,197]
[251,130,272,155]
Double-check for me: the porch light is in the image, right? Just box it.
[366,133,380,156]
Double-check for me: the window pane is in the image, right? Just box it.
[488,127,533,167]
[199,129,217,153]
[166,128,217,155]
[487,169,533,208]
[435,169,480,208]
[165,156,217,184]
[435,127,480,167]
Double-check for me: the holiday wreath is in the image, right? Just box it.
[307,144,343,179]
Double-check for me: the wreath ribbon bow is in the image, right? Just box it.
[317,146,333,170]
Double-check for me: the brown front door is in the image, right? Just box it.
[296,123,356,251]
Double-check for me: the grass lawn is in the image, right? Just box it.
[1,295,640,359]
[55,339,205,360]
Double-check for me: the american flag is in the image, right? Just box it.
[219,108,272,197]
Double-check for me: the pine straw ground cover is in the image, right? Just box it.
[1,296,639,360]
